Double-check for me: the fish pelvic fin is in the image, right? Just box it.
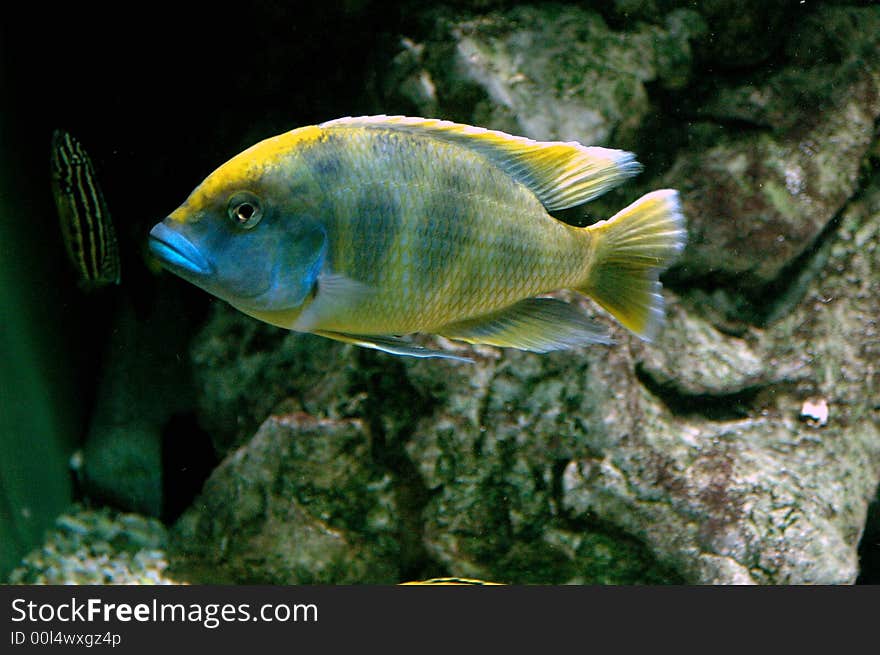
[438,298,611,352]
[578,189,687,341]
[320,115,641,210]
[313,330,474,363]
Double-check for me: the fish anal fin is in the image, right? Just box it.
[320,115,641,210]
[438,298,611,353]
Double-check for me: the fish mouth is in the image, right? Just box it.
[148,222,213,277]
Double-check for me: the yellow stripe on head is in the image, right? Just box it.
[168,124,324,223]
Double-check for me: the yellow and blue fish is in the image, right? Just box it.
[50,129,120,289]
[148,116,686,360]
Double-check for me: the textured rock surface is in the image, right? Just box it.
[190,316,355,454]
[608,0,797,69]
[667,5,880,292]
[171,2,880,584]
[179,320,681,584]
[171,413,404,583]
[382,5,704,148]
[178,177,879,582]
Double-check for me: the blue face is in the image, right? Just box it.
[148,188,327,313]
[149,222,213,277]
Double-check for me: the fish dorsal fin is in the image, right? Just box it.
[320,115,642,210]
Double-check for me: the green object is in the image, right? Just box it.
[0,134,76,579]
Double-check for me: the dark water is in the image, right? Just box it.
[4,2,400,299]
[1,2,401,578]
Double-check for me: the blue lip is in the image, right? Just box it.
[148,222,213,276]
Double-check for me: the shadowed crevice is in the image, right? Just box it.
[350,351,440,581]
[856,483,880,584]
[634,362,767,421]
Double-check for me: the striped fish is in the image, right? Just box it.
[50,129,120,289]
[148,115,686,360]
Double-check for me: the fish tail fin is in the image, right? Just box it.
[576,189,686,341]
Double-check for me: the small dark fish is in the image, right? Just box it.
[50,129,120,289]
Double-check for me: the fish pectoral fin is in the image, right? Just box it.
[321,115,641,210]
[437,298,611,353]
[313,330,474,363]
[318,272,372,301]
[292,272,374,332]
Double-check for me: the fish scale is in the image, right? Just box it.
[306,128,584,334]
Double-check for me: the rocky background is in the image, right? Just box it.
[5,1,879,584]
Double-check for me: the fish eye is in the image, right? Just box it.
[227,192,263,229]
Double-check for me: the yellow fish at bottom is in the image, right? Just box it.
[399,577,504,585]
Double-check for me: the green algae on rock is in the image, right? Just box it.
[190,313,354,455]
[176,333,682,584]
[170,413,402,584]
[607,0,797,70]
[665,5,880,293]
[381,5,704,149]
